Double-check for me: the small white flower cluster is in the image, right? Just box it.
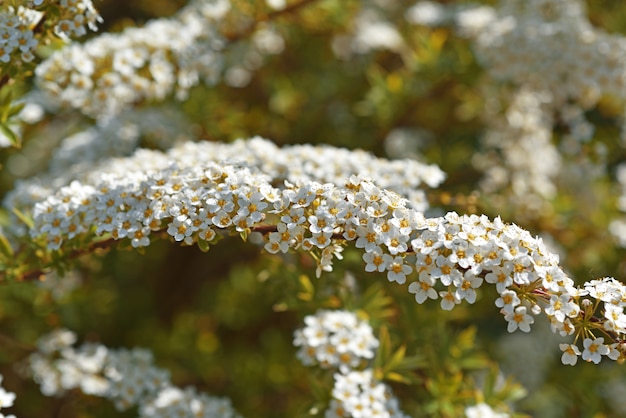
[0,1,101,66]
[471,88,561,215]
[293,310,379,372]
[29,329,167,402]
[35,0,229,119]
[461,0,623,206]
[0,375,16,418]
[29,329,241,417]
[52,0,101,40]
[556,277,626,366]
[139,386,241,418]
[0,6,41,64]
[465,402,509,418]
[6,136,442,244]
[326,370,409,418]
[293,311,409,418]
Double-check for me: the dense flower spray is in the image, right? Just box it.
[4,135,622,367]
[29,329,242,418]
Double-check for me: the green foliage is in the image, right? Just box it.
[2,0,626,417]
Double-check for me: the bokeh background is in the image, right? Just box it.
[3,0,626,416]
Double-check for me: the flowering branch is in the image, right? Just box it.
[1,136,622,367]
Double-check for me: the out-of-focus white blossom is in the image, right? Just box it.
[139,386,241,418]
[0,1,101,68]
[326,370,410,418]
[406,1,450,26]
[4,137,444,230]
[465,402,510,418]
[29,330,241,417]
[35,0,228,119]
[0,375,16,418]
[293,310,379,372]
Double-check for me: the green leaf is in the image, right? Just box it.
[11,208,33,229]
[394,354,428,371]
[457,355,489,370]
[374,325,391,370]
[0,122,20,148]
[385,371,411,384]
[297,274,314,301]
[0,87,13,107]
[197,239,210,252]
[383,345,406,373]
[8,102,25,118]
[0,231,14,258]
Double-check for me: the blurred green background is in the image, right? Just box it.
[2,0,626,417]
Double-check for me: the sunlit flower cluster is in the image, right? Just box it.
[0,6,42,65]
[35,0,230,119]
[326,370,409,418]
[293,310,379,373]
[0,1,100,67]
[293,310,410,417]
[5,136,443,237]
[14,135,626,365]
[51,0,101,40]
[29,329,241,417]
[461,0,623,207]
[0,375,16,418]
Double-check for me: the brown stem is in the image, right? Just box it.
[0,75,9,90]
[6,223,293,283]
[0,331,36,352]
[13,237,118,283]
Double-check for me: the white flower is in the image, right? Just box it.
[294,310,379,372]
[495,289,520,314]
[363,248,391,273]
[439,290,460,311]
[582,337,609,364]
[327,370,409,418]
[465,402,509,418]
[0,376,16,409]
[504,306,534,333]
[386,256,412,284]
[545,293,580,323]
[559,343,581,366]
[454,271,483,304]
[408,274,438,304]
